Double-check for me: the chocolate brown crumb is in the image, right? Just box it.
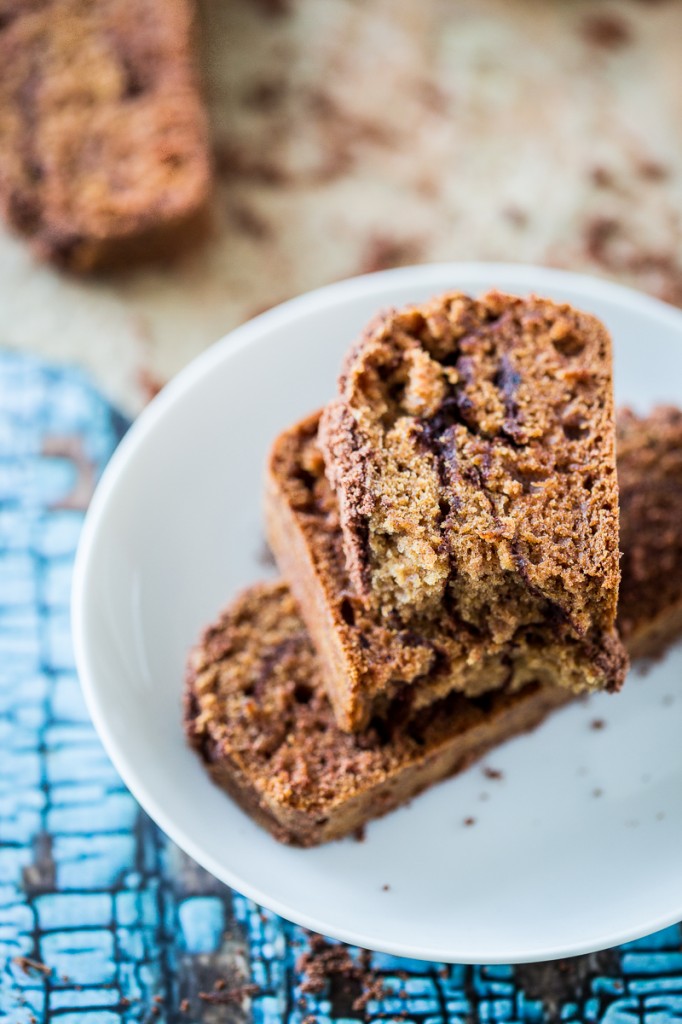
[297,937,361,994]
[381,883,390,891]
[416,78,450,116]
[359,235,423,275]
[583,218,682,307]
[501,205,528,227]
[352,977,387,1012]
[585,216,621,264]
[230,203,272,241]
[581,13,632,49]
[414,174,439,200]
[137,367,164,404]
[213,143,288,186]
[590,166,614,189]
[198,984,260,1005]
[12,957,51,976]
[353,824,366,842]
[297,935,382,1011]
[243,78,286,112]
[590,719,606,731]
[483,766,503,780]
[637,159,668,181]
[463,816,476,827]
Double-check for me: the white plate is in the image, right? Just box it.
[73,263,682,964]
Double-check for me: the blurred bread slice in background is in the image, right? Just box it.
[0,0,212,271]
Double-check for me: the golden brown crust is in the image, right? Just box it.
[266,411,627,732]
[319,292,623,669]
[0,0,211,271]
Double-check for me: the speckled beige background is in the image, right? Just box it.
[2,0,681,414]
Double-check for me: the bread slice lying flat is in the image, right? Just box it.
[185,579,574,847]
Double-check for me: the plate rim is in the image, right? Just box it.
[72,261,682,963]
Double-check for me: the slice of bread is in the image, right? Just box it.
[266,411,627,732]
[319,292,625,693]
[185,579,573,847]
[186,408,682,845]
[0,0,211,271]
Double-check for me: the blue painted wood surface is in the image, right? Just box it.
[1,349,682,1023]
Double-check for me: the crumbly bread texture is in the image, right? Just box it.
[0,0,211,271]
[266,412,628,732]
[187,401,682,846]
[185,580,574,847]
[617,406,682,660]
[319,291,624,689]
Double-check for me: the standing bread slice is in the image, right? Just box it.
[319,291,625,695]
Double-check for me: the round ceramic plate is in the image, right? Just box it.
[73,263,682,964]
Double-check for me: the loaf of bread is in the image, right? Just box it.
[0,0,211,271]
